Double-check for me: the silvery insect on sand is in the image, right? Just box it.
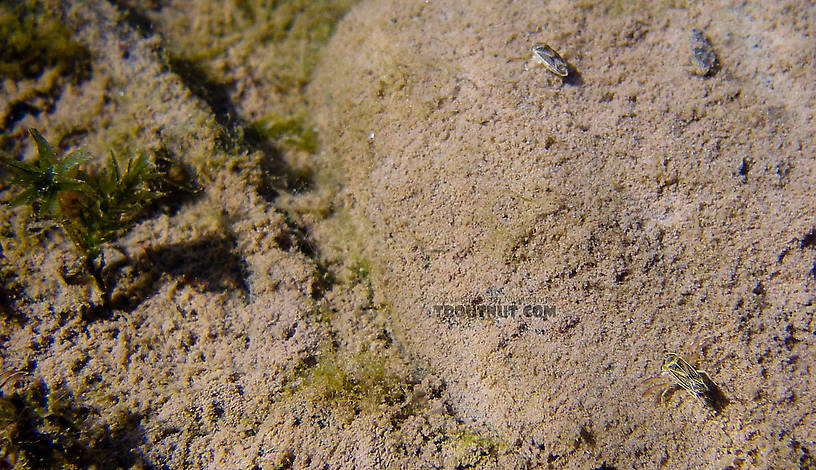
[689,29,718,76]
[531,43,569,77]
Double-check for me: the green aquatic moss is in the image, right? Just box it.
[2,129,92,219]
[1,129,166,309]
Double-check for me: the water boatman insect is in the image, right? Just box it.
[532,43,569,77]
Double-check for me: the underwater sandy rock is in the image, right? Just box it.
[309,0,816,466]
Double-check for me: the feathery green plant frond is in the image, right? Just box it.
[2,129,166,310]
[66,151,160,260]
[92,152,159,217]
[2,129,92,218]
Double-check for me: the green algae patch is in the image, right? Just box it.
[444,429,505,469]
[294,346,410,417]
[0,0,91,81]
[250,114,318,154]
[154,0,355,100]
[139,0,356,199]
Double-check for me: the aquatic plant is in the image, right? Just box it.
[3,129,92,218]
[2,129,162,309]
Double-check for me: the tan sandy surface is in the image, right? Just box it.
[1,0,815,468]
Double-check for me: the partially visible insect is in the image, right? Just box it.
[689,29,718,76]
[642,352,711,404]
[639,334,729,413]
[531,43,569,77]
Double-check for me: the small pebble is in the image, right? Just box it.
[690,29,718,76]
